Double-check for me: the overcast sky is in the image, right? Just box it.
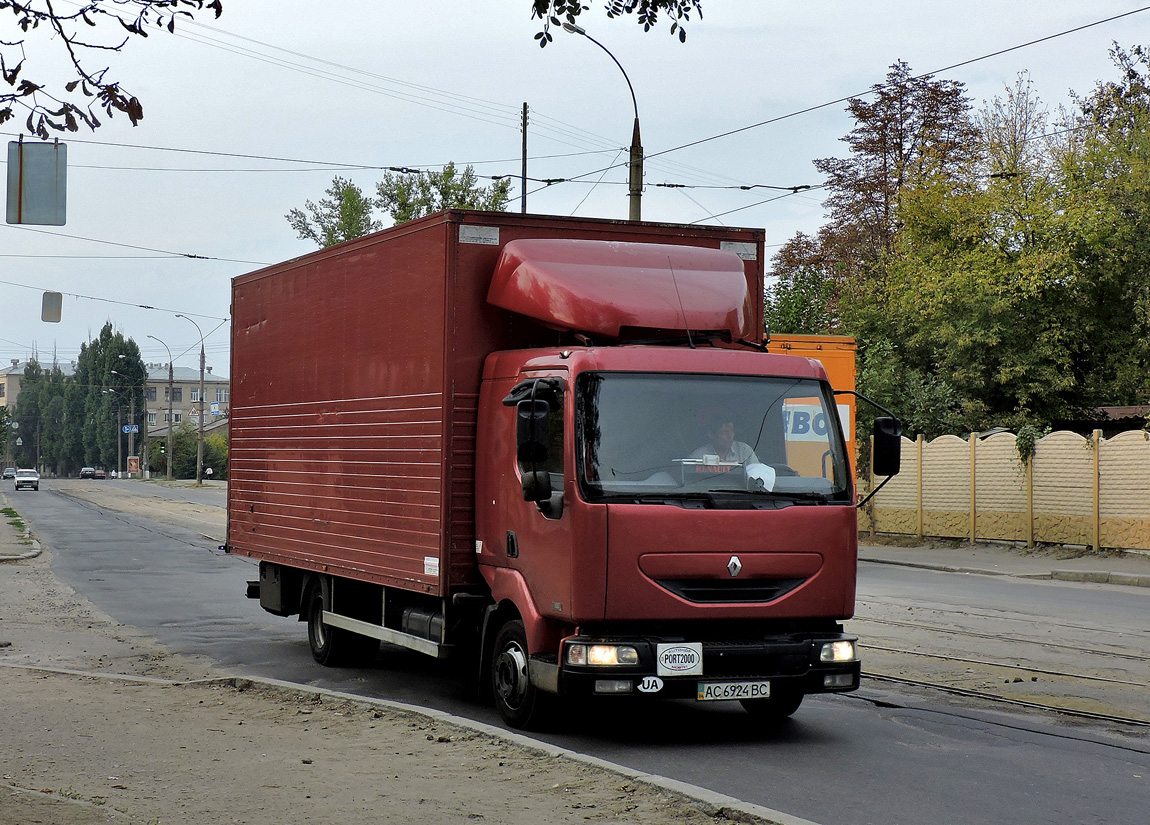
[2,0,1147,378]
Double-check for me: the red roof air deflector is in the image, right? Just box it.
[487,238,754,340]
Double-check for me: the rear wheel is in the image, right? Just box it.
[305,579,379,667]
[491,619,548,729]
[740,686,803,720]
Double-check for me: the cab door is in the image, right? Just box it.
[477,369,575,623]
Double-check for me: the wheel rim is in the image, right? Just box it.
[494,641,529,709]
[310,593,327,650]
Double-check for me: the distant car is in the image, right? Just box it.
[93,468,107,480]
[79,467,96,479]
[14,469,39,491]
[1,467,14,480]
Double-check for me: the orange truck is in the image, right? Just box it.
[767,336,858,476]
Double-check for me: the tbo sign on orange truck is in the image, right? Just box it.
[225,210,901,729]
[767,335,859,477]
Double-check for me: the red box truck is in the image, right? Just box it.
[226,210,899,728]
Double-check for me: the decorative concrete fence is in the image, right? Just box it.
[864,429,1150,552]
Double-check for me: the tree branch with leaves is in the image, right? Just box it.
[1,0,222,138]
[531,0,702,45]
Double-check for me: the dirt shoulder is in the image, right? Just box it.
[0,494,776,825]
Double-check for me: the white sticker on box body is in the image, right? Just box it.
[475,540,483,555]
[720,241,757,261]
[656,642,703,676]
[459,225,499,245]
[424,556,440,576]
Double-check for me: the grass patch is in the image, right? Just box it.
[3,505,26,533]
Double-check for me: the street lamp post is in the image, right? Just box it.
[562,22,643,221]
[113,361,147,479]
[176,314,206,485]
[148,334,174,481]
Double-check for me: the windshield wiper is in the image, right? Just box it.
[705,488,831,504]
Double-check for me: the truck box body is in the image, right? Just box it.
[228,211,764,599]
[228,210,877,728]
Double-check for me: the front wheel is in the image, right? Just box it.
[740,686,803,720]
[491,619,548,729]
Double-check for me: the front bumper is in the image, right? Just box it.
[552,630,860,699]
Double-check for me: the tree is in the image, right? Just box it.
[287,164,511,248]
[286,176,381,248]
[815,61,979,285]
[1,1,223,138]
[532,1,702,45]
[764,232,841,335]
[375,162,511,225]
[12,359,43,467]
[1055,45,1150,407]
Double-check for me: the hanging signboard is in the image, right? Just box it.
[7,139,68,225]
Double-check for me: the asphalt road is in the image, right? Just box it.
[12,479,1150,825]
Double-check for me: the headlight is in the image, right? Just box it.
[820,640,857,663]
[566,644,639,666]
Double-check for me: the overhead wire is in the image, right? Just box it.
[1,224,271,266]
[647,4,1150,162]
[0,276,230,323]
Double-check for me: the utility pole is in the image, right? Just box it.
[521,102,529,214]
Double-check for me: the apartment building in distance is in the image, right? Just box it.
[1,358,230,437]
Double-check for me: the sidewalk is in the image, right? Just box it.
[859,537,1150,588]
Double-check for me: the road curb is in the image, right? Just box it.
[1051,569,1150,587]
[0,531,41,562]
[860,557,1150,588]
[0,663,819,825]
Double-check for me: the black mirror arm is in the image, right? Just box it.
[856,474,895,509]
[833,389,900,421]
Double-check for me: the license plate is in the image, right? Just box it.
[696,680,771,701]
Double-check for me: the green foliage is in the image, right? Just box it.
[1015,424,1050,467]
[765,233,840,335]
[285,177,381,248]
[805,49,1150,439]
[14,327,147,475]
[375,163,512,225]
[204,432,228,479]
[172,423,200,480]
[287,165,511,248]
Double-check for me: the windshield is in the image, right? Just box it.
[577,372,851,503]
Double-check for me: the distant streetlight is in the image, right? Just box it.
[562,21,644,221]
[112,364,147,478]
[147,334,174,481]
[176,314,206,485]
[102,387,124,476]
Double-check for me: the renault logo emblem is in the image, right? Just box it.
[727,555,742,577]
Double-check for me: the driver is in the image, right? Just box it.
[690,415,760,465]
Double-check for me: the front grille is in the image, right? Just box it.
[655,577,806,604]
[702,639,811,677]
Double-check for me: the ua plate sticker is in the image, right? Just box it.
[637,676,664,694]
[656,642,703,676]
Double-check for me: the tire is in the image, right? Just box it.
[305,579,378,667]
[740,686,803,720]
[491,619,548,729]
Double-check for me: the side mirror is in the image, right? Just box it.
[521,470,552,503]
[872,417,902,477]
[516,399,550,463]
